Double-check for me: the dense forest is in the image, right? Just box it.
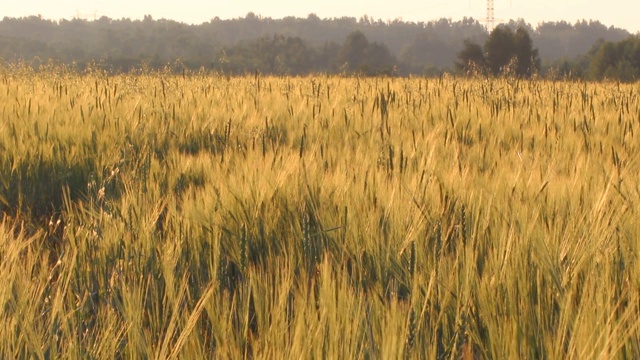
[0,13,636,80]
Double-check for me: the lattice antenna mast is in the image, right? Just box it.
[486,0,495,31]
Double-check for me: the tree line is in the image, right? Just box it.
[0,13,637,80]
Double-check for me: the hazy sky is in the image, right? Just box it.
[3,0,639,33]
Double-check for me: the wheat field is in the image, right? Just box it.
[1,65,640,358]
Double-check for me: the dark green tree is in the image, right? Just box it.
[455,39,487,74]
[483,26,539,77]
[589,36,640,82]
[485,26,516,75]
[338,31,396,75]
[514,27,541,76]
[339,31,369,72]
[364,42,396,75]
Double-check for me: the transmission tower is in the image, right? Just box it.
[486,0,495,31]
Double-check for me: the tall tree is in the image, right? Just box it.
[456,39,487,74]
[339,31,396,75]
[485,26,516,75]
[483,26,539,77]
[364,42,396,75]
[514,27,540,77]
[339,31,369,72]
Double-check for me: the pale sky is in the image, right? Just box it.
[2,0,639,33]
